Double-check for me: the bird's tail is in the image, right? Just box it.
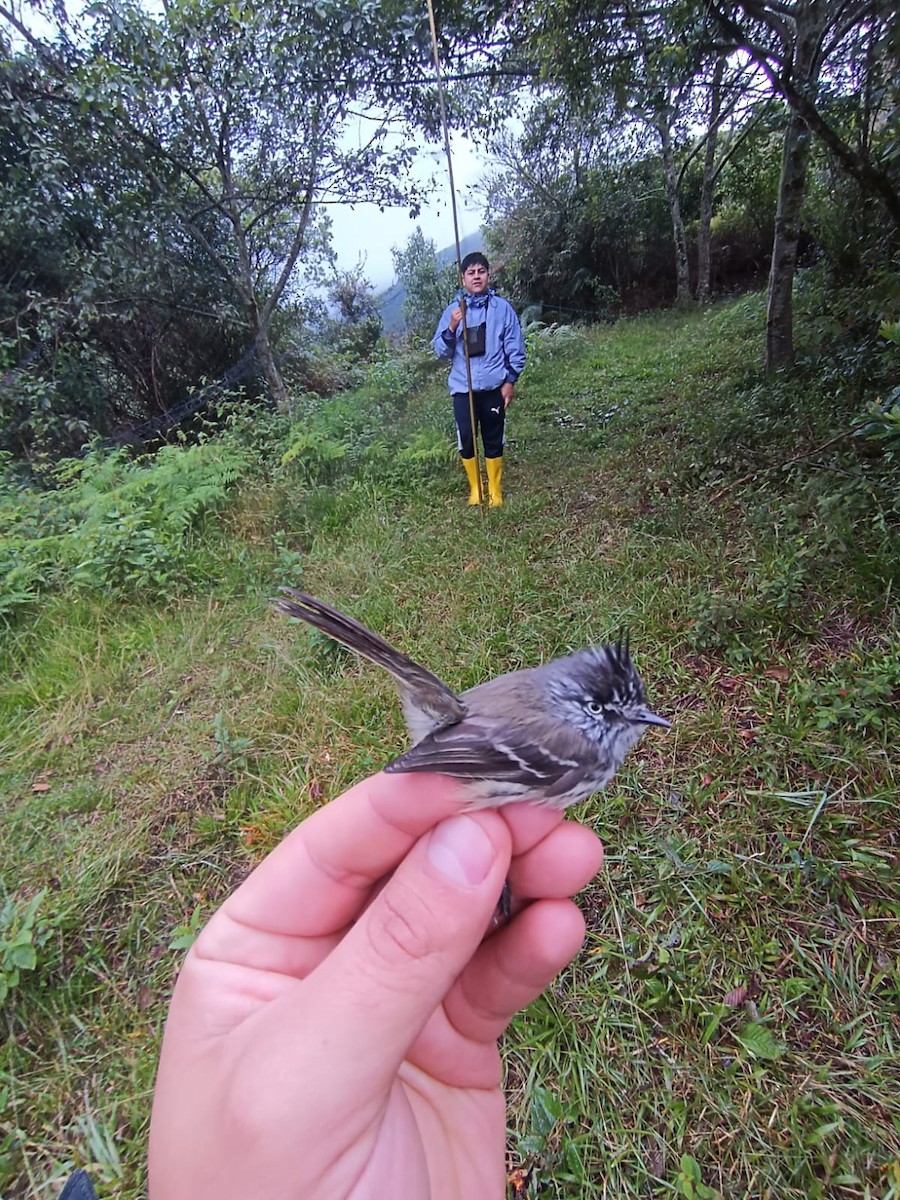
[274,589,465,722]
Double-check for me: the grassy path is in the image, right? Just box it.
[2,303,898,1197]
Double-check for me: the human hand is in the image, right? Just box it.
[501,381,515,408]
[448,306,463,333]
[148,772,603,1200]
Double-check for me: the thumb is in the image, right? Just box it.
[296,812,511,1081]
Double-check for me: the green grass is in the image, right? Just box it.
[2,296,899,1198]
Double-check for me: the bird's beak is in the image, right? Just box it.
[635,709,672,729]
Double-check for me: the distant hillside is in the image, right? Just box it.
[378,230,484,335]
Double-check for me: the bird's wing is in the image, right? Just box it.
[275,589,466,724]
[385,715,591,789]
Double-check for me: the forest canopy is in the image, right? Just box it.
[0,0,897,462]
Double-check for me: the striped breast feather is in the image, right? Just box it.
[384,717,593,785]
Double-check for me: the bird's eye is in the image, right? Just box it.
[586,701,603,716]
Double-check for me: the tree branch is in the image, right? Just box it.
[708,0,900,225]
[711,428,854,501]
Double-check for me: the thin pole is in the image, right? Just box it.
[424,0,483,509]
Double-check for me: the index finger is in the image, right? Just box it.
[220,772,469,941]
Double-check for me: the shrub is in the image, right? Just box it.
[0,440,247,619]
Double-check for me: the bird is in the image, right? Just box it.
[275,589,670,810]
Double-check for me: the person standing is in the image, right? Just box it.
[432,252,526,508]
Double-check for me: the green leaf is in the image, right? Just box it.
[10,945,37,971]
[168,932,199,951]
[704,859,733,875]
[530,1085,563,1136]
[735,1021,784,1061]
[680,1153,701,1182]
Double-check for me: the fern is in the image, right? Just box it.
[395,428,453,467]
[280,431,349,483]
[0,441,248,618]
[523,320,585,367]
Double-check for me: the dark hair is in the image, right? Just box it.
[461,252,489,273]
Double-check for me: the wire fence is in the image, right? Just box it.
[522,300,602,319]
[6,293,604,458]
[100,344,262,448]
[2,328,264,453]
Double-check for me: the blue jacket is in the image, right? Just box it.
[432,289,526,394]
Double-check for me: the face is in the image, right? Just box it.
[548,644,670,761]
[462,262,490,294]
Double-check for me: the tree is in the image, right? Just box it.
[705,0,898,368]
[483,112,686,313]
[391,228,458,340]
[1,0,427,410]
[486,0,897,357]
[327,265,382,358]
[88,0,422,404]
[503,0,716,305]
[695,57,726,305]
[0,39,251,460]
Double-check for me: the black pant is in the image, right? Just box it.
[453,389,505,459]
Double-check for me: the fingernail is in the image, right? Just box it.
[427,815,495,886]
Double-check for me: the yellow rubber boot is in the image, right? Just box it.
[486,456,503,507]
[461,456,481,505]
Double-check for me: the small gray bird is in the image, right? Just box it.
[275,589,670,810]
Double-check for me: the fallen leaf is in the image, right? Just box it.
[765,667,790,683]
[719,675,745,693]
[31,782,51,793]
[507,1168,529,1196]
[700,773,714,788]
[646,1146,665,1177]
[724,984,749,1007]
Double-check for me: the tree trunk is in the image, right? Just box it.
[697,58,725,305]
[765,1,826,371]
[659,116,691,304]
[255,327,288,409]
[235,274,289,409]
[766,111,813,369]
